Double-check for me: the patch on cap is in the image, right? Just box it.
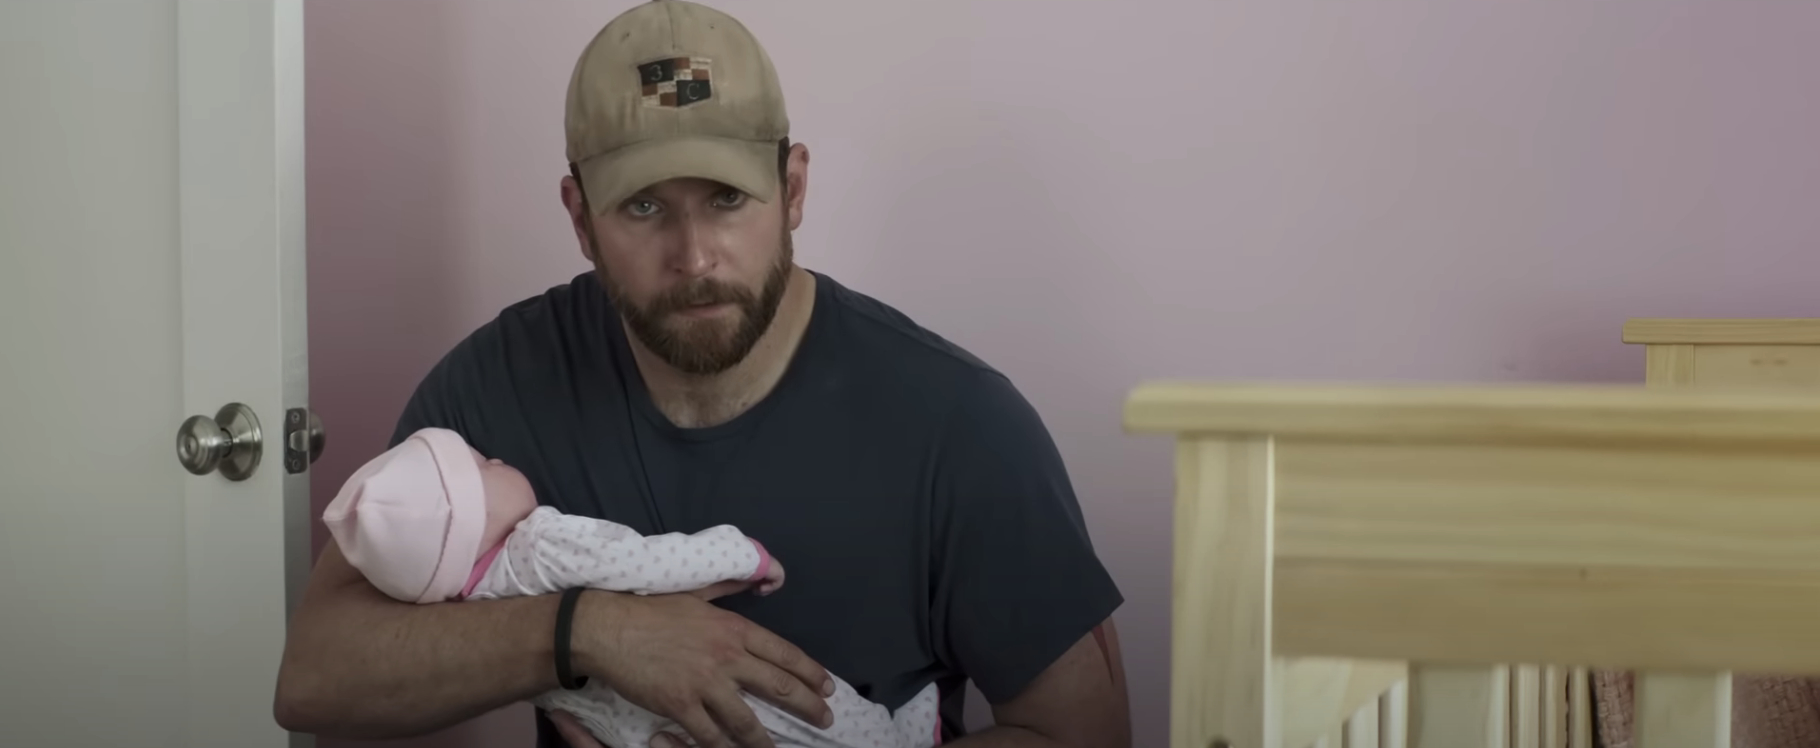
[638,56,713,109]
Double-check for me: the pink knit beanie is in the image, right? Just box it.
[322,427,488,604]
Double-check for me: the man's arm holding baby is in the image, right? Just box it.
[274,356,827,744]
[273,540,565,738]
[273,539,826,742]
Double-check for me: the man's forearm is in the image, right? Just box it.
[273,555,562,739]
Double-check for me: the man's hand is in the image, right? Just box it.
[549,709,606,748]
[547,708,707,748]
[571,585,835,748]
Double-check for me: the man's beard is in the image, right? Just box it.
[598,231,793,377]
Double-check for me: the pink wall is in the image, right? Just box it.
[306,2,1820,747]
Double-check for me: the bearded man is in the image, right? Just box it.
[273,3,1129,748]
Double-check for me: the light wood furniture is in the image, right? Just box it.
[1124,379,1820,748]
[1607,318,1820,745]
[1625,318,1820,388]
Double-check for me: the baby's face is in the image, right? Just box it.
[471,448,539,550]
[474,450,534,502]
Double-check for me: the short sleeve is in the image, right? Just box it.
[929,370,1124,704]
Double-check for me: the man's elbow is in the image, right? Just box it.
[272,662,400,740]
[271,605,352,732]
[987,679,1132,748]
[995,623,1133,748]
[271,674,316,733]
[271,688,312,734]
[1005,713,1128,748]
[270,627,383,738]
[1088,718,1132,748]
[1042,706,1130,748]
[272,541,374,735]
[271,653,336,735]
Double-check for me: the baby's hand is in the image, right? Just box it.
[687,556,782,604]
[756,556,786,596]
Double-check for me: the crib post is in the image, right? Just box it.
[1622,318,1802,748]
[1407,664,1508,748]
[1172,436,1277,748]
[1633,672,1731,748]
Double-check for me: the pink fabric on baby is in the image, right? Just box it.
[322,427,489,604]
[747,539,772,582]
[462,539,509,599]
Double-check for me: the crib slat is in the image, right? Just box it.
[1512,665,1541,748]
[1633,671,1731,748]
[1282,658,1408,748]
[1408,664,1508,748]
[1568,669,1592,748]
[1345,700,1380,748]
[1541,666,1565,748]
[1379,680,1408,748]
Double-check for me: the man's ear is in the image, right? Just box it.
[783,142,809,231]
[560,174,596,262]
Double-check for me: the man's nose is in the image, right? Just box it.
[669,213,715,277]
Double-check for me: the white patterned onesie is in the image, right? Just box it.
[466,506,942,748]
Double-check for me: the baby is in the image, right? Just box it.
[322,426,941,748]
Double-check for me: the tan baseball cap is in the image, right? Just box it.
[564,0,790,214]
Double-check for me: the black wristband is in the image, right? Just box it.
[554,587,589,691]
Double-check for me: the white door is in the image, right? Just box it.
[1,2,312,747]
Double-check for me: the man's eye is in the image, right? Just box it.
[624,199,660,217]
[712,190,746,208]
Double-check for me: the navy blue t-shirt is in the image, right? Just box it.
[388,270,1123,745]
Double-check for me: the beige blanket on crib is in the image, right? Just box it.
[1593,672,1820,748]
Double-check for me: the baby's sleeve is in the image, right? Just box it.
[469,506,769,598]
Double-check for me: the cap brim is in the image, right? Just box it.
[576,135,779,215]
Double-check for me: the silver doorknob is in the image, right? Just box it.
[176,402,263,481]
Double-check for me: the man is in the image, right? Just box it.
[272,2,1129,747]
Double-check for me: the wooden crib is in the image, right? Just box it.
[1123,318,1820,748]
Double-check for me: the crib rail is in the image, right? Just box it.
[1126,382,1820,748]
